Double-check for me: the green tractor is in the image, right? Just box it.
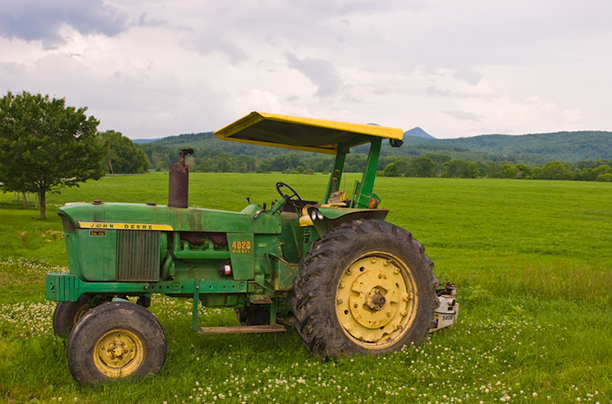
[46,112,458,385]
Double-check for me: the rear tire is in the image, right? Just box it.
[292,219,438,358]
[66,301,166,385]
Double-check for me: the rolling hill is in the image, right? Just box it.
[136,130,612,164]
[400,131,612,162]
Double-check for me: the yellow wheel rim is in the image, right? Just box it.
[335,252,418,349]
[73,307,89,325]
[93,330,144,378]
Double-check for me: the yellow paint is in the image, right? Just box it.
[215,111,403,155]
[335,252,418,350]
[93,329,144,378]
[79,222,173,231]
[299,215,314,227]
[299,204,316,227]
[231,240,251,253]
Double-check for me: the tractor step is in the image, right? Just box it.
[198,324,286,334]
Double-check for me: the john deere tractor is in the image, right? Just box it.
[46,112,457,385]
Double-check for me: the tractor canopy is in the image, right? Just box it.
[214,112,403,155]
[215,112,405,207]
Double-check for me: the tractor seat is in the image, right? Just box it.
[298,191,349,226]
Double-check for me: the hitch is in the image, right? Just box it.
[429,282,459,333]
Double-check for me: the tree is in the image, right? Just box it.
[155,161,168,172]
[0,91,106,219]
[99,130,149,174]
[382,162,400,177]
[531,167,545,179]
[501,164,519,179]
[515,163,532,179]
[592,164,611,177]
[185,156,196,172]
[543,161,574,181]
[409,156,436,177]
[486,162,502,178]
[468,162,481,178]
[596,173,612,182]
[442,159,470,178]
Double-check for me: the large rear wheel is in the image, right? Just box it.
[66,301,166,385]
[292,219,438,358]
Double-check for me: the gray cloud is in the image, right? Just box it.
[0,62,27,76]
[137,12,167,28]
[0,0,128,49]
[285,0,430,17]
[425,85,453,97]
[181,27,249,65]
[441,110,481,122]
[453,68,482,86]
[285,52,342,97]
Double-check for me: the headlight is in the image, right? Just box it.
[316,210,324,221]
[310,210,317,221]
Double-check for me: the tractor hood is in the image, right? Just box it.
[58,202,256,233]
[214,112,403,155]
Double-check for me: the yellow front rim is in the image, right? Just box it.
[73,307,89,325]
[335,252,418,349]
[93,330,144,378]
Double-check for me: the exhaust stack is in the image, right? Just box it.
[168,149,194,208]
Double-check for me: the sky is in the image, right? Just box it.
[1,0,611,140]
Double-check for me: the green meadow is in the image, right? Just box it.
[1,172,611,403]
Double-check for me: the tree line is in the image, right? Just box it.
[380,155,612,182]
[138,142,612,183]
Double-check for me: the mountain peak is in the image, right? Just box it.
[404,127,435,139]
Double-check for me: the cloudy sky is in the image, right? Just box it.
[1,0,611,139]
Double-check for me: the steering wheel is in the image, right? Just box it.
[276,182,303,208]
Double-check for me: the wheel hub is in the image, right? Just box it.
[365,288,387,311]
[335,254,418,347]
[94,330,144,378]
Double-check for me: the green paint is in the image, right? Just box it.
[353,138,382,208]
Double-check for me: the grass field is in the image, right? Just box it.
[1,172,611,403]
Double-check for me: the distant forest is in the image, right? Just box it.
[135,130,612,182]
[401,130,612,163]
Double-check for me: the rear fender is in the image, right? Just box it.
[306,206,389,237]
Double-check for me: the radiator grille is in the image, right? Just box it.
[116,230,160,281]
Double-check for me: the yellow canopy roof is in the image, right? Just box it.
[214,112,403,155]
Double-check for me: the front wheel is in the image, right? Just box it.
[53,294,109,338]
[66,301,166,385]
[292,219,438,358]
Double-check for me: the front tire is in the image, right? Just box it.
[292,219,438,358]
[53,294,109,338]
[66,301,166,385]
